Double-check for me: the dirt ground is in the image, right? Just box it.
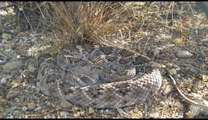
[0,2,208,118]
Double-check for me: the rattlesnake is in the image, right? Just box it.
[37,41,163,108]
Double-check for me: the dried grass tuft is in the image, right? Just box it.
[10,2,207,54]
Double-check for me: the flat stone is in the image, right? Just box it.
[176,50,193,59]
[34,106,41,111]
[28,101,36,110]
[2,60,22,73]
[60,111,69,116]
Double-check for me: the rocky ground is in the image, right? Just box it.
[0,2,208,118]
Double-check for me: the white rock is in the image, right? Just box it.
[176,50,193,58]
[34,106,41,111]
[0,77,6,83]
[22,106,28,111]
[149,112,160,118]
[60,111,69,116]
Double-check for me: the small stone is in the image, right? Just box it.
[87,107,95,115]
[150,62,165,68]
[79,111,85,116]
[28,101,36,110]
[175,101,184,110]
[176,67,181,71]
[168,68,177,75]
[202,75,208,81]
[166,63,173,67]
[51,114,56,118]
[2,60,22,73]
[0,78,6,84]
[149,112,160,118]
[22,106,28,111]
[190,67,198,74]
[46,101,51,106]
[60,111,69,116]
[34,106,41,111]
[2,33,12,41]
[176,50,193,58]
[162,84,174,96]
[175,74,181,79]
[159,101,166,107]
[153,49,160,56]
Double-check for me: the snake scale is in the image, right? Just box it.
[37,41,163,108]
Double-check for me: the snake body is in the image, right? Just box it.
[37,42,163,108]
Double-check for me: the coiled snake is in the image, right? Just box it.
[37,42,162,108]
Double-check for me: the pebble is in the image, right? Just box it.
[151,62,165,68]
[176,50,193,58]
[162,84,174,96]
[149,112,160,118]
[0,77,6,84]
[45,101,51,106]
[2,33,12,41]
[190,66,198,74]
[27,101,36,110]
[159,101,166,107]
[166,63,173,67]
[153,49,160,56]
[34,106,41,111]
[88,107,95,115]
[175,74,181,79]
[79,111,85,116]
[176,67,181,71]
[168,68,177,75]
[51,114,56,118]
[22,106,28,111]
[2,60,22,73]
[175,101,184,110]
[60,111,69,116]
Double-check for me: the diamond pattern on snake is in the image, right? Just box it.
[37,41,163,108]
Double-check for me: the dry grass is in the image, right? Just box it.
[41,2,135,45]
[10,2,207,55]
